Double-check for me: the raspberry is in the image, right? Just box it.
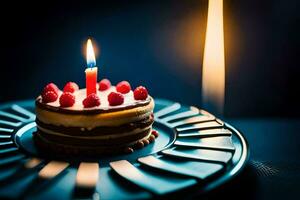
[116,81,131,94]
[43,83,59,95]
[83,93,100,108]
[63,82,79,93]
[133,86,148,100]
[151,130,159,138]
[108,92,124,106]
[59,92,75,107]
[99,79,111,91]
[42,91,58,103]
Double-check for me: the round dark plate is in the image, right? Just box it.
[0,99,249,199]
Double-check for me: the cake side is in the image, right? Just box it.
[34,82,157,155]
[35,96,154,128]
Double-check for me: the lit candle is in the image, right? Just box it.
[85,39,98,96]
[202,0,225,115]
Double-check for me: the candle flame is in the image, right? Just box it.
[202,0,225,115]
[86,39,96,68]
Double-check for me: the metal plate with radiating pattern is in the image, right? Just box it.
[0,99,249,199]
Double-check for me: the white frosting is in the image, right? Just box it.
[45,86,147,111]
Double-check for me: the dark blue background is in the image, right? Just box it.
[1,0,299,117]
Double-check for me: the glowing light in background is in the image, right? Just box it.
[202,0,225,115]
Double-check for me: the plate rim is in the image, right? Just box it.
[0,98,250,198]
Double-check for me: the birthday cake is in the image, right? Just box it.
[34,80,158,156]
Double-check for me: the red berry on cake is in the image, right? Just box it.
[63,82,79,93]
[152,130,159,138]
[116,81,131,94]
[42,91,58,103]
[83,93,101,108]
[43,83,59,95]
[134,86,148,100]
[108,92,124,106]
[59,92,75,107]
[99,79,111,91]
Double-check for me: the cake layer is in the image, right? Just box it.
[36,114,154,136]
[35,126,151,146]
[34,128,153,155]
[35,97,154,128]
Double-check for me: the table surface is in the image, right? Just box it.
[202,118,300,200]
